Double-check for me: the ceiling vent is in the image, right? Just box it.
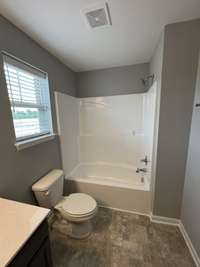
[82,2,112,29]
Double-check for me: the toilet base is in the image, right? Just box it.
[67,220,92,239]
[55,215,93,239]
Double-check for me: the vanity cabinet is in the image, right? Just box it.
[28,239,52,267]
[8,220,53,267]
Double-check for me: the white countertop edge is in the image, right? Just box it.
[0,198,50,267]
[4,212,50,267]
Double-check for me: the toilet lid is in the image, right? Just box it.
[62,193,97,216]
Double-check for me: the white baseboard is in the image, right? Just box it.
[99,204,150,218]
[150,213,180,226]
[179,222,200,267]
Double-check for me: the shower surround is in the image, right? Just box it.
[55,86,157,214]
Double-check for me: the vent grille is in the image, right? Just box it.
[82,2,111,29]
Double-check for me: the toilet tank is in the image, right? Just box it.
[32,169,64,208]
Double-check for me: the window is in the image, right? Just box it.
[3,53,53,143]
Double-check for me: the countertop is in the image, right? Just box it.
[0,197,50,267]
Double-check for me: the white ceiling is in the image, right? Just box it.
[0,0,200,72]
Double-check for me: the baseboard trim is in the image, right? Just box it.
[150,214,180,226]
[179,222,200,267]
[99,205,150,218]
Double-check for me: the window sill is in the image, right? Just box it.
[15,133,57,151]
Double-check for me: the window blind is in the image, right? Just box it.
[3,54,53,141]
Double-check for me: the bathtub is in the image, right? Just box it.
[70,162,149,191]
[66,163,151,215]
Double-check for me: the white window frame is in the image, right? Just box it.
[2,52,55,150]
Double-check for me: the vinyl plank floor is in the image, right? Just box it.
[50,208,195,267]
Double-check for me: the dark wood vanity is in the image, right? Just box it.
[8,221,53,267]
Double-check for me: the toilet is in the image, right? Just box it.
[32,169,97,239]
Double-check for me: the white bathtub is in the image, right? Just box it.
[69,162,150,191]
[66,163,151,214]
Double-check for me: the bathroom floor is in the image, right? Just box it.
[50,207,195,267]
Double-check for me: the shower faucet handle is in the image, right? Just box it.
[140,156,149,165]
[136,168,147,173]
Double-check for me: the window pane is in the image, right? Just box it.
[3,54,53,142]
[12,107,41,139]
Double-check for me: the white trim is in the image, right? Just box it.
[179,222,200,267]
[54,92,62,137]
[15,133,56,151]
[150,213,180,226]
[99,205,151,218]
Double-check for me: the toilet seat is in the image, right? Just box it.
[62,193,97,216]
[55,193,97,221]
[63,207,97,218]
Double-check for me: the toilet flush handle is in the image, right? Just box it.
[44,190,50,196]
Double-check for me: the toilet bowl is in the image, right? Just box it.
[32,169,97,239]
[55,193,97,238]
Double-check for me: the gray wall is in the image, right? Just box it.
[0,16,76,204]
[181,54,200,257]
[76,63,149,97]
[149,33,164,213]
[152,19,200,218]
